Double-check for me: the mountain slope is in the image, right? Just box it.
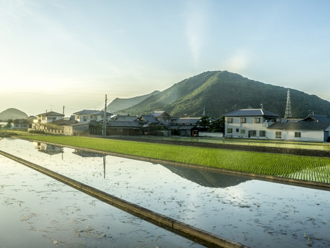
[120,71,330,118]
[0,108,28,120]
[107,90,160,113]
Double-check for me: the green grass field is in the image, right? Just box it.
[16,135,330,183]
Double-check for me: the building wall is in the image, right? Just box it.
[199,132,223,138]
[264,129,325,142]
[224,116,272,139]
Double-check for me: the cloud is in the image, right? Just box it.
[223,50,251,72]
[184,1,208,68]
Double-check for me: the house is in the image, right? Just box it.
[34,111,64,124]
[150,111,174,127]
[223,109,330,142]
[73,110,112,123]
[13,119,30,129]
[169,117,200,136]
[267,121,330,142]
[107,115,143,135]
[223,109,279,139]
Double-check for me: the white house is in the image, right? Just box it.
[73,110,112,123]
[267,120,330,142]
[223,109,279,139]
[223,109,330,142]
[34,111,64,124]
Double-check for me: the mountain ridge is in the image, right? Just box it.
[114,71,330,118]
[0,108,28,120]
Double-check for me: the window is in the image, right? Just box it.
[254,118,261,123]
[227,128,232,133]
[227,118,233,123]
[236,128,239,132]
[276,132,282,139]
[260,130,266,137]
[250,130,257,136]
[240,118,246,123]
[241,129,245,134]
[83,116,88,121]
[295,132,301,138]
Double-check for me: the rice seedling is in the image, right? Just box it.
[18,135,330,183]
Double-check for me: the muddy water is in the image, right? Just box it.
[1,138,330,248]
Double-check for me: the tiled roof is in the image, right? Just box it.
[108,121,142,127]
[302,114,330,123]
[73,110,99,115]
[268,122,330,131]
[223,109,279,118]
[141,115,159,124]
[37,111,64,117]
[177,117,201,125]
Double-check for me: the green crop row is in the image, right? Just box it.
[18,135,330,184]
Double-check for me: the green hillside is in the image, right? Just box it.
[119,71,330,118]
[107,90,160,113]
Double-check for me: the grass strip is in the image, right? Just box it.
[19,135,330,183]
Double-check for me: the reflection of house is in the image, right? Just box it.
[33,142,63,155]
[162,164,250,188]
[72,149,105,157]
[223,109,330,142]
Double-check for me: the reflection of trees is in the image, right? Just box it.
[161,164,251,188]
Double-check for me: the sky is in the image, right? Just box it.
[1,0,330,116]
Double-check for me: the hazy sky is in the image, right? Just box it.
[1,0,330,116]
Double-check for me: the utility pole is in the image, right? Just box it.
[103,94,107,136]
[63,106,65,116]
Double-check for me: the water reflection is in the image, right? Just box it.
[162,164,251,188]
[33,142,63,155]
[72,149,105,158]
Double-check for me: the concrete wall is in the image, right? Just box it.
[199,132,223,138]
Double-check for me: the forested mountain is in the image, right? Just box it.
[117,71,330,118]
[0,108,28,120]
[107,90,160,113]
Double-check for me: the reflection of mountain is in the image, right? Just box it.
[162,164,251,188]
[33,142,63,155]
[72,149,105,157]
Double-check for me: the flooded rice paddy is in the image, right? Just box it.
[1,138,330,248]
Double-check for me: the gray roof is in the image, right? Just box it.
[268,122,330,131]
[301,114,330,123]
[177,117,201,125]
[223,109,279,118]
[73,110,99,115]
[108,121,142,128]
[141,115,159,124]
[112,115,139,122]
[37,111,64,117]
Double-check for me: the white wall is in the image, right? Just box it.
[199,132,223,138]
[225,116,270,138]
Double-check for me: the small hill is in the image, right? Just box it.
[107,91,160,113]
[120,71,330,118]
[0,108,28,120]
